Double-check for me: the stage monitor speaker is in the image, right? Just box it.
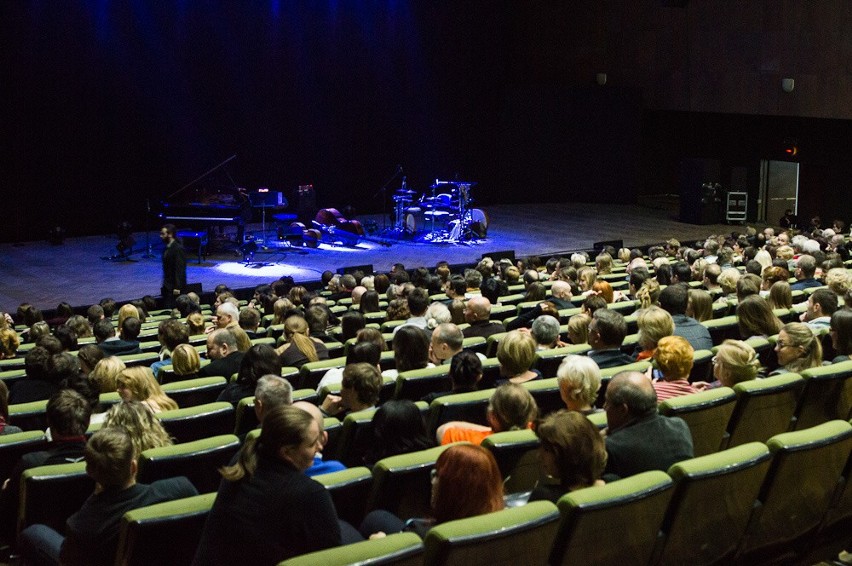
[337,264,374,276]
[593,240,623,252]
[484,250,515,262]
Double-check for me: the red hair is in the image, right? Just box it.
[591,281,614,303]
[432,444,504,523]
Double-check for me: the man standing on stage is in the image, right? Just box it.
[160,224,187,308]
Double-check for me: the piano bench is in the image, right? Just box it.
[177,230,209,264]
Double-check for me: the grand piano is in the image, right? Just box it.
[157,155,252,244]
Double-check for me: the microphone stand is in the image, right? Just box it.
[373,165,403,231]
[140,198,156,259]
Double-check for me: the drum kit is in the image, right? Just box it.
[391,179,488,243]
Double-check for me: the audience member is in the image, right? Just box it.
[275,315,329,368]
[829,309,852,363]
[421,350,483,404]
[634,306,674,361]
[437,383,537,445]
[200,328,245,378]
[736,295,783,339]
[116,367,178,413]
[800,288,838,331]
[93,319,141,356]
[102,400,174,454]
[659,284,713,351]
[556,354,602,414]
[772,322,823,375]
[496,330,541,384]
[218,344,282,405]
[685,289,713,322]
[586,309,634,368]
[650,336,698,401]
[363,399,434,467]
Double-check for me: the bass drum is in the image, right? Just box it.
[404,207,422,234]
[469,208,489,238]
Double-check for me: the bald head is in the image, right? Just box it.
[605,371,657,431]
[293,401,328,448]
[465,296,492,322]
[551,280,572,300]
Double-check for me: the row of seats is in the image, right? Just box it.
[19,419,848,565]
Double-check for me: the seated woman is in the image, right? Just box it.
[360,443,504,538]
[530,410,607,503]
[76,344,105,377]
[275,315,329,368]
[566,313,591,345]
[169,343,202,381]
[339,311,366,343]
[88,356,127,393]
[115,367,178,413]
[192,405,348,565]
[102,400,174,454]
[633,306,674,361]
[736,295,783,340]
[218,344,282,405]
[0,327,20,360]
[382,325,434,380]
[422,350,483,404]
[650,336,698,401]
[496,330,541,385]
[767,281,793,310]
[829,309,852,363]
[437,383,538,445]
[556,354,602,414]
[686,289,714,323]
[771,322,823,375]
[363,399,434,467]
[358,290,381,314]
[697,339,762,390]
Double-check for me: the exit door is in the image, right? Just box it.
[759,160,799,225]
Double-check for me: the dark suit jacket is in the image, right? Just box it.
[505,296,575,331]
[462,320,505,340]
[604,411,694,479]
[199,352,245,379]
[162,240,187,293]
[587,348,635,369]
[98,339,142,356]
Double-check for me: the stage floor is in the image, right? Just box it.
[0,202,735,311]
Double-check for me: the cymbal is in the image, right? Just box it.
[395,189,417,196]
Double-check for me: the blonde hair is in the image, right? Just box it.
[825,268,852,296]
[686,289,713,322]
[272,298,295,325]
[595,253,613,274]
[635,279,661,309]
[715,339,760,386]
[636,306,674,350]
[278,315,318,363]
[229,326,252,353]
[89,356,127,393]
[779,322,823,373]
[496,330,537,377]
[776,245,795,261]
[717,268,741,295]
[116,367,178,412]
[0,328,20,358]
[567,313,591,345]
[186,312,206,335]
[556,354,601,407]
[654,336,694,381]
[488,383,538,432]
[117,304,140,331]
[171,343,201,376]
[103,400,173,454]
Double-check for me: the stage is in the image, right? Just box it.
[0,202,735,311]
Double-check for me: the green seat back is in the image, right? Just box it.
[19,462,92,537]
[522,377,563,417]
[427,389,493,435]
[0,431,48,486]
[462,336,487,355]
[117,351,161,367]
[156,402,235,444]
[534,344,592,378]
[726,373,804,448]
[368,445,455,519]
[795,361,852,430]
[658,443,772,565]
[485,332,507,358]
[701,315,740,345]
[234,396,259,437]
[423,501,559,566]
[161,376,228,408]
[115,492,216,566]
[659,387,737,456]
[137,434,240,494]
[550,470,674,566]
[689,349,714,384]
[8,399,49,432]
[333,407,378,467]
[481,428,541,494]
[298,357,346,390]
[394,366,451,402]
[313,466,373,526]
[739,420,852,563]
[278,532,424,566]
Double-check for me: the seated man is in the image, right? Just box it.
[238,307,262,339]
[199,329,244,379]
[94,319,141,357]
[603,371,693,479]
[461,296,505,340]
[505,280,575,331]
[659,284,713,351]
[0,389,91,544]
[800,288,837,331]
[392,288,430,335]
[18,427,198,566]
[429,323,486,365]
[530,315,562,350]
[319,362,383,419]
[790,255,822,291]
[586,309,634,369]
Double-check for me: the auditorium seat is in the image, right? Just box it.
[422,501,559,566]
[595,361,652,407]
[724,373,804,449]
[312,466,373,526]
[278,532,424,566]
[484,332,506,358]
[156,359,213,384]
[658,387,737,457]
[426,389,493,435]
[394,366,451,402]
[368,445,453,520]
[655,442,772,565]
[736,420,852,564]
[0,430,48,484]
[332,407,378,467]
[534,344,592,378]
[793,360,852,430]
[586,411,607,429]
[161,376,228,408]
[157,402,235,444]
[688,349,714,383]
[137,434,240,494]
[549,470,674,566]
[481,428,541,494]
[118,352,161,368]
[114,492,216,566]
[701,315,740,346]
[461,336,487,355]
[7,399,48,432]
[522,378,563,417]
[489,304,517,322]
[18,462,93,539]
[0,368,26,390]
[298,357,346,390]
